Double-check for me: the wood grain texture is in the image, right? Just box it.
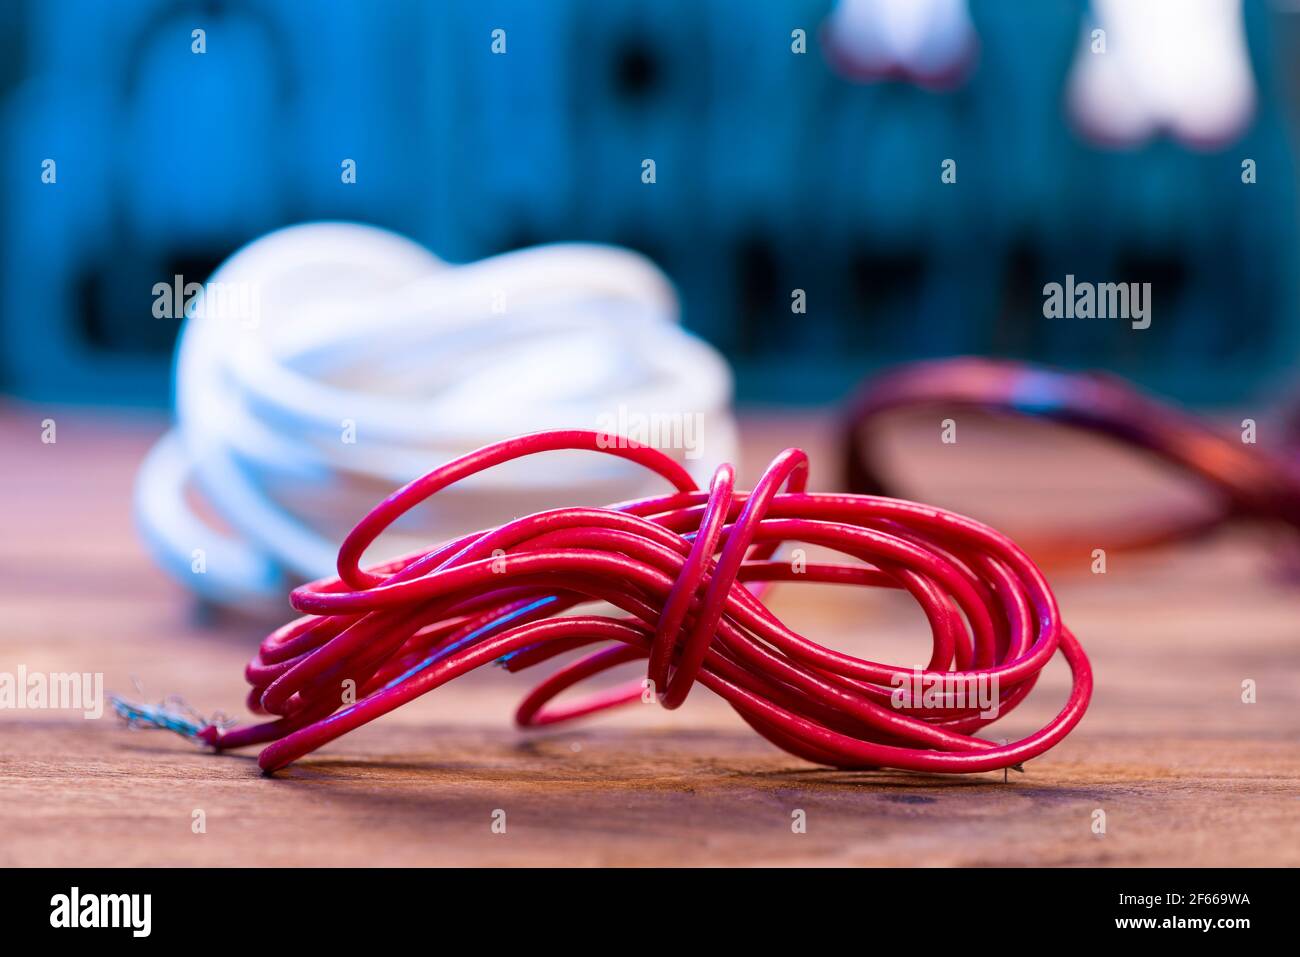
[1,405,1297,867]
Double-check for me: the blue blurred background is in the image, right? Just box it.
[3,0,1300,406]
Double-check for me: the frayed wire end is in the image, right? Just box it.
[110,683,233,747]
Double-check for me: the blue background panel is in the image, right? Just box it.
[2,0,1298,406]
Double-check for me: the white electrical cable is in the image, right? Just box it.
[135,221,737,611]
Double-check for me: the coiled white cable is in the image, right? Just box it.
[135,222,737,611]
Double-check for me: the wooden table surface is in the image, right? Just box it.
[1,405,1297,867]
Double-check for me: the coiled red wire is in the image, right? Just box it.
[198,429,1092,775]
[843,357,1300,561]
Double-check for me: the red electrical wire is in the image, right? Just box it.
[842,357,1300,561]
[182,429,1091,775]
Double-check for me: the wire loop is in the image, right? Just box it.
[842,357,1300,559]
[198,429,1091,775]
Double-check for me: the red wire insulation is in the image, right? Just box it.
[842,357,1300,561]
[201,429,1092,775]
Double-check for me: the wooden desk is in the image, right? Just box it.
[1,406,1296,866]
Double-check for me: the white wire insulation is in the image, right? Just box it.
[135,221,737,611]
